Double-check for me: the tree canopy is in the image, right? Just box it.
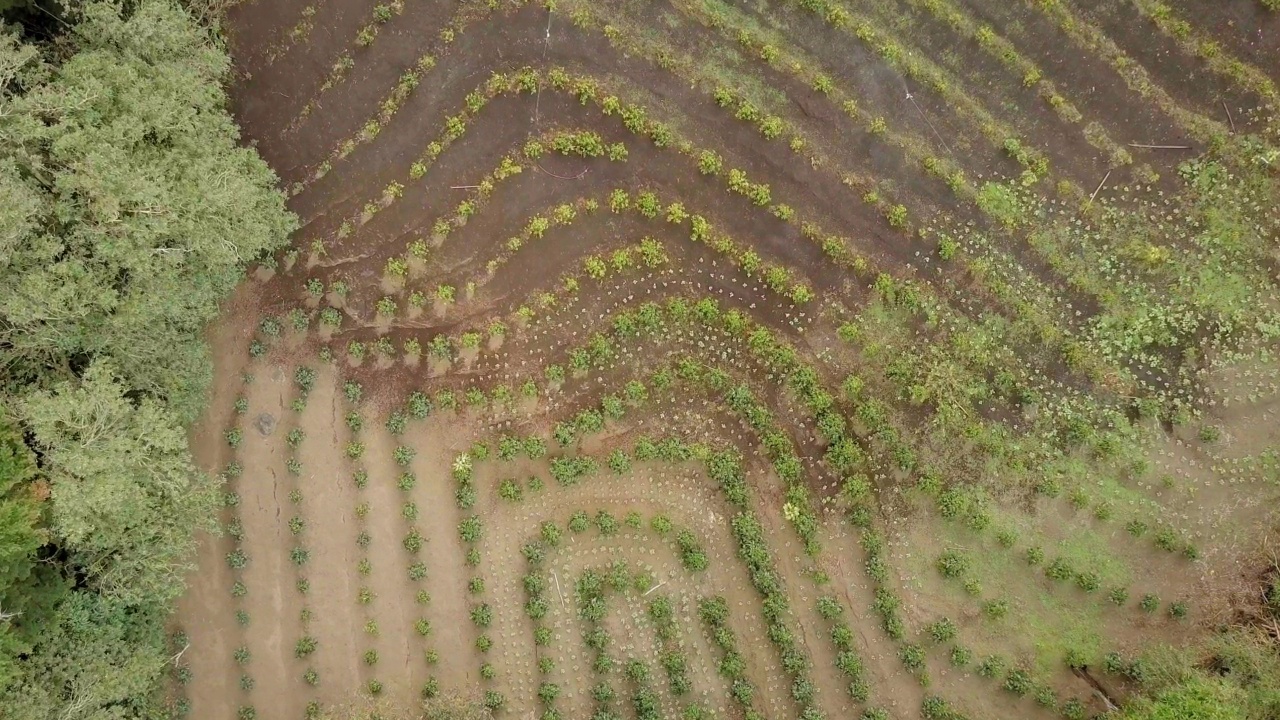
[21,360,218,606]
[1,0,294,421]
[0,0,295,715]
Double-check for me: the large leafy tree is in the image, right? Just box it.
[1,0,295,421]
[20,360,218,606]
[0,415,49,691]
[2,590,170,720]
[0,0,295,715]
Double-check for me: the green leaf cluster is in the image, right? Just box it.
[0,1,295,715]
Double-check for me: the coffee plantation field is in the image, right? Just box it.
[172,1,1280,719]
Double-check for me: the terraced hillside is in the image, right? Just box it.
[174,1,1280,719]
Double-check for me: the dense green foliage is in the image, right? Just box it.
[1128,630,1280,720]
[2,1,294,420]
[0,0,294,715]
[0,418,45,689]
[1118,677,1246,720]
